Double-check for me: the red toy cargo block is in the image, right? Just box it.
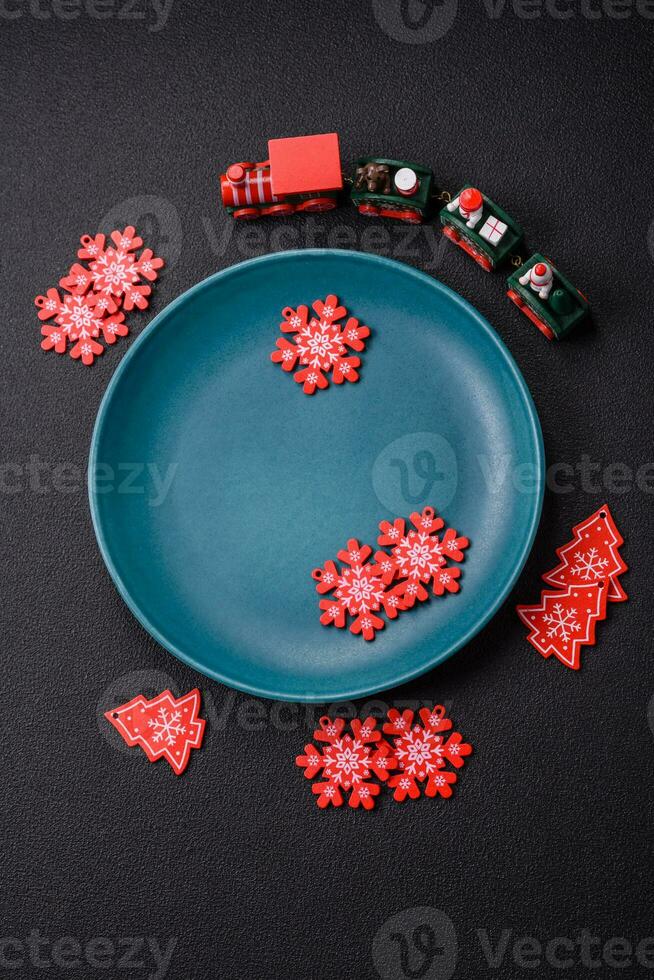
[268,133,343,196]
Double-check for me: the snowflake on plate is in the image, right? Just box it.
[313,539,406,640]
[383,705,472,802]
[296,716,395,809]
[543,603,581,643]
[569,547,610,583]
[377,507,470,607]
[314,507,470,641]
[271,294,370,394]
[35,226,163,366]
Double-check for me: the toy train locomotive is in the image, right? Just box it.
[219,133,434,223]
[218,133,589,340]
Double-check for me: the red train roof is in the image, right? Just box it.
[268,133,343,196]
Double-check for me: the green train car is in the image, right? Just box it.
[350,158,434,224]
[507,254,590,341]
[440,186,523,271]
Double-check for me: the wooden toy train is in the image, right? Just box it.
[219,133,589,341]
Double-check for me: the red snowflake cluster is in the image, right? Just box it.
[313,506,470,641]
[271,294,369,394]
[296,706,472,809]
[36,225,164,366]
[517,504,627,669]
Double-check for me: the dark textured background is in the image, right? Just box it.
[2,2,654,978]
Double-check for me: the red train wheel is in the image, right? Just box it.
[265,204,295,217]
[358,202,380,217]
[442,226,493,272]
[299,197,337,213]
[233,208,259,220]
[472,252,493,273]
[377,207,420,222]
[507,289,555,341]
[401,210,422,224]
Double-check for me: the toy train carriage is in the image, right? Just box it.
[350,158,434,224]
[440,187,523,272]
[220,133,343,219]
[507,254,590,341]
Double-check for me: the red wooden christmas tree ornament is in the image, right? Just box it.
[517,581,608,670]
[542,504,627,602]
[383,705,472,802]
[296,715,396,809]
[105,689,206,775]
[271,294,369,394]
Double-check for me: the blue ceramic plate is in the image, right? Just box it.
[89,250,543,702]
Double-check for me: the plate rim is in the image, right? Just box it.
[88,248,545,702]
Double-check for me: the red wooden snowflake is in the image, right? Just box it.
[35,225,163,366]
[377,506,470,608]
[270,294,370,394]
[313,507,470,641]
[312,538,406,640]
[383,705,473,802]
[296,715,396,809]
[36,286,128,365]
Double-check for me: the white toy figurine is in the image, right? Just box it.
[519,260,554,301]
[447,187,484,229]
